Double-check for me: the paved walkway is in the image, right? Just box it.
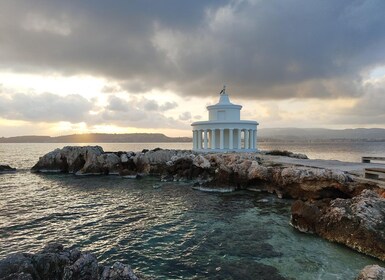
[262,155,385,176]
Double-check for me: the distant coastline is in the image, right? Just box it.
[1,128,384,143]
[0,133,192,143]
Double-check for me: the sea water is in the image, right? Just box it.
[1,142,385,279]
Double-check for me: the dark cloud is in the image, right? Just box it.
[1,0,385,99]
[332,80,385,126]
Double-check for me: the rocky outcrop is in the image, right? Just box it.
[291,190,385,261]
[0,243,139,280]
[356,265,385,280]
[31,146,359,199]
[0,164,16,173]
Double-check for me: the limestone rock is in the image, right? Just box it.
[291,190,385,261]
[356,265,385,280]
[31,146,105,174]
[31,147,358,200]
[193,155,211,169]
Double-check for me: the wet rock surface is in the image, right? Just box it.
[0,243,139,280]
[291,190,385,261]
[356,265,385,280]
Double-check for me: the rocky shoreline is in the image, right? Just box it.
[26,146,385,277]
[31,146,363,200]
[0,243,140,280]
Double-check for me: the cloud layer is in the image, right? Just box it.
[1,0,385,99]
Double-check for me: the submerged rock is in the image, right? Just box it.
[291,190,385,261]
[356,265,385,280]
[0,164,16,173]
[0,243,140,280]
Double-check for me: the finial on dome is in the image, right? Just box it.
[220,85,226,95]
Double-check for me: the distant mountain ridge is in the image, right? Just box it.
[258,128,385,141]
[1,128,384,143]
[0,133,191,143]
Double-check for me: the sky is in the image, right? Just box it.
[0,0,385,137]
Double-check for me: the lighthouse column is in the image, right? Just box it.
[203,129,208,150]
[229,128,234,149]
[237,129,242,149]
[248,129,252,150]
[211,129,216,149]
[197,130,202,150]
[219,129,224,149]
[245,130,249,149]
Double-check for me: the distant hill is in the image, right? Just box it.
[1,128,384,143]
[0,133,192,143]
[259,128,385,142]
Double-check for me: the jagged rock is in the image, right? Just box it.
[120,154,129,163]
[31,147,358,200]
[0,243,140,280]
[193,155,211,169]
[31,146,104,174]
[101,262,139,280]
[63,253,99,280]
[291,190,385,261]
[0,165,16,173]
[0,253,38,279]
[356,265,385,280]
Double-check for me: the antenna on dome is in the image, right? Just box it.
[219,85,226,95]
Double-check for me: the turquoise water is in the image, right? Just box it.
[1,142,385,279]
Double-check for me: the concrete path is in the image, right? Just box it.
[261,155,385,176]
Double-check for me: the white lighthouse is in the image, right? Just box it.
[191,86,259,152]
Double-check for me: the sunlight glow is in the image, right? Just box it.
[0,72,107,99]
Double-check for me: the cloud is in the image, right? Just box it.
[331,78,385,126]
[160,101,178,111]
[0,90,93,123]
[0,84,186,130]
[94,95,186,129]
[179,112,191,121]
[1,0,385,101]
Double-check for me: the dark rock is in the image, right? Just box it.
[0,243,140,280]
[265,150,308,159]
[0,253,37,280]
[0,165,16,172]
[63,253,99,280]
[100,262,139,280]
[291,200,322,233]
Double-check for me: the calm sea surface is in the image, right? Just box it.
[1,142,384,279]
